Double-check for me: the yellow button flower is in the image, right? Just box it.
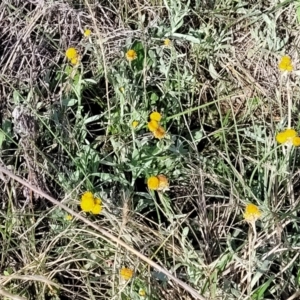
[80,192,103,214]
[66,47,80,65]
[132,120,139,128]
[84,29,91,37]
[65,47,78,60]
[80,191,95,212]
[276,132,288,144]
[278,55,293,72]
[243,203,261,223]
[163,39,172,47]
[139,289,146,297]
[70,56,80,65]
[147,176,159,190]
[157,174,169,191]
[91,204,102,215]
[150,111,162,122]
[65,214,73,221]
[125,49,137,61]
[147,120,159,132]
[95,197,102,205]
[276,128,300,146]
[293,137,300,146]
[120,267,133,280]
[153,126,166,139]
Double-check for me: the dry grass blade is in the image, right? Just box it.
[0,288,26,300]
[0,165,206,300]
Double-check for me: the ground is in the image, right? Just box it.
[0,0,300,299]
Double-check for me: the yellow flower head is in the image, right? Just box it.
[132,120,139,128]
[91,204,102,215]
[95,197,102,205]
[278,55,293,72]
[147,176,159,190]
[150,111,162,122]
[120,267,133,280]
[157,174,169,191]
[65,214,73,221]
[139,289,146,297]
[164,39,172,47]
[80,192,103,214]
[292,137,300,146]
[66,47,78,60]
[243,203,261,223]
[147,120,159,132]
[84,29,91,37]
[276,128,300,146]
[80,191,95,212]
[125,49,137,61]
[66,47,80,65]
[153,126,166,139]
[70,56,80,65]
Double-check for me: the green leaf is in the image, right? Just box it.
[209,62,220,80]
[150,92,159,103]
[0,131,5,149]
[62,98,77,107]
[297,2,300,24]
[13,90,21,104]
[131,41,145,72]
[251,276,274,300]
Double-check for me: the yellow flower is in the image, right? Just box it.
[150,111,162,122]
[120,267,133,280]
[139,289,146,297]
[293,137,300,146]
[276,128,300,146]
[70,56,80,65]
[125,49,137,61]
[147,176,159,190]
[66,47,80,65]
[80,192,103,214]
[95,197,102,205]
[91,204,102,215]
[243,203,261,223]
[119,87,125,93]
[65,47,78,60]
[132,120,139,128]
[153,126,166,139]
[276,132,288,144]
[278,55,293,72]
[157,174,169,191]
[147,120,159,132]
[80,191,95,212]
[84,29,91,37]
[65,214,73,221]
[163,39,172,47]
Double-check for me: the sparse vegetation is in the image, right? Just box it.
[1,0,300,299]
